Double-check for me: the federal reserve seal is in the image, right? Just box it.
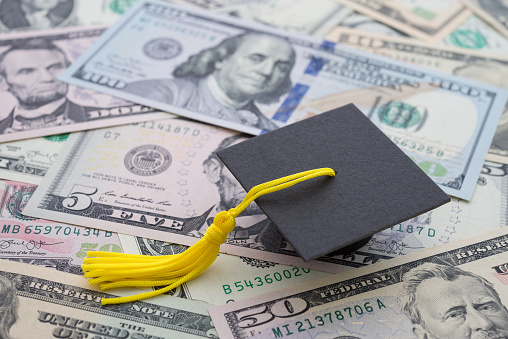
[8,186,37,221]
[143,38,182,60]
[124,145,172,176]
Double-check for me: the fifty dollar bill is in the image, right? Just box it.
[209,225,508,338]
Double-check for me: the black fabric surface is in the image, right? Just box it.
[217,104,450,261]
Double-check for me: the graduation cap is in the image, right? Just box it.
[217,103,450,261]
[81,103,449,305]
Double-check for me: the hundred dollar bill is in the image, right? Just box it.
[0,180,123,275]
[209,225,508,339]
[22,118,369,273]
[0,134,66,184]
[0,25,169,143]
[0,259,217,339]
[60,0,508,200]
[119,234,331,305]
[213,0,352,38]
[0,0,138,32]
[332,0,470,42]
[326,28,508,165]
[461,0,508,40]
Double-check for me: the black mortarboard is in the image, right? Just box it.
[217,104,450,261]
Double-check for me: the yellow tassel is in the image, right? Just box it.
[82,167,335,305]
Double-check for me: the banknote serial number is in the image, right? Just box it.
[0,224,113,237]
[222,267,311,295]
[388,136,444,157]
[390,224,436,237]
[270,300,386,338]
[133,121,200,136]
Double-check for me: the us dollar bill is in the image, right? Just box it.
[339,12,410,37]
[123,159,508,295]
[0,0,137,32]
[326,28,508,165]
[360,160,508,259]
[213,0,352,38]
[0,25,169,143]
[209,226,508,339]
[21,117,508,273]
[0,134,66,184]
[332,0,470,41]
[0,180,123,275]
[461,0,508,40]
[119,234,331,305]
[60,0,508,200]
[339,12,508,54]
[0,259,217,338]
[22,118,371,273]
[443,15,508,53]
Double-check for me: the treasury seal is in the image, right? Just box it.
[143,38,182,60]
[8,186,37,221]
[124,145,172,176]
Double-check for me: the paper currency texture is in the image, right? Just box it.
[0,25,169,143]
[0,259,217,338]
[327,28,508,165]
[333,0,470,41]
[22,116,508,273]
[0,180,123,275]
[461,0,508,40]
[0,0,137,32]
[0,135,66,184]
[119,234,331,305]
[209,226,508,338]
[59,0,508,200]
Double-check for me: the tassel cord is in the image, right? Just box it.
[83,167,335,305]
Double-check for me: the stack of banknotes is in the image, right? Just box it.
[1,0,508,338]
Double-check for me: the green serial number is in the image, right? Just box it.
[222,267,311,295]
[388,136,444,157]
[0,224,113,237]
[271,299,386,338]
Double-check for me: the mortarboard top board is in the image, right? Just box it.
[217,104,451,261]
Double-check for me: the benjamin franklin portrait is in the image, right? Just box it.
[124,32,296,131]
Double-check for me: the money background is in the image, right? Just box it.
[1,1,508,338]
